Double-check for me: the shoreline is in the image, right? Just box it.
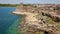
[12,4,60,34]
[0,6,16,8]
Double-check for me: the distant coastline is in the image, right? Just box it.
[0,4,19,7]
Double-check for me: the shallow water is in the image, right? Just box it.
[6,17,21,34]
[0,7,21,34]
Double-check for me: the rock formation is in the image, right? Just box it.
[41,11,60,22]
[12,3,60,34]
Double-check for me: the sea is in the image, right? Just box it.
[0,7,21,34]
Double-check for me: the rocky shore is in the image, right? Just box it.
[12,3,60,34]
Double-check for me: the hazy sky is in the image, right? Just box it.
[0,0,60,4]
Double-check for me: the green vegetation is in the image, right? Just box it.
[23,4,37,8]
[36,12,60,26]
[0,4,19,7]
[0,4,37,8]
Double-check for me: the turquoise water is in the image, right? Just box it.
[6,17,21,34]
[0,7,21,34]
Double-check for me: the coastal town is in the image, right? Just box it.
[12,3,60,34]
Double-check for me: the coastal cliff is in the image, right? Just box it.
[12,3,60,34]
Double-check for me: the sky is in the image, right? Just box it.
[0,0,60,4]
